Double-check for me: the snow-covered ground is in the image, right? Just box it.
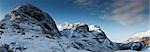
[115,47,150,52]
[116,30,150,52]
[0,4,149,52]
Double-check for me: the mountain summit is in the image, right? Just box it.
[0,4,145,52]
[6,4,61,37]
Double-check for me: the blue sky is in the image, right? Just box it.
[0,0,149,42]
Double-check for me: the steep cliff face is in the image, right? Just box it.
[0,4,146,52]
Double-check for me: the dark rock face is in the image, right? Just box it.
[75,24,89,32]
[131,42,145,51]
[7,4,61,37]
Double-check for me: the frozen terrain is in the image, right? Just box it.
[116,30,150,52]
[0,4,149,52]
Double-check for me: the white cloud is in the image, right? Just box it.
[73,0,149,26]
[74,0,93,6]
[111,0,149,25]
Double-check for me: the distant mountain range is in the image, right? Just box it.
[116,30,150,52]
[128,30,150,46]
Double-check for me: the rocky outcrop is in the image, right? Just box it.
[75,24,89,32]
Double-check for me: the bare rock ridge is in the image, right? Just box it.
[7,4,61,37]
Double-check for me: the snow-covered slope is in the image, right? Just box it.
[0,4,111,52]
[57,23,115,52]
[0,4,89,52]
[128,30,150,45]
[58,23,146,52]
[115,30,150,52]
[0,4,146,52]
[124,30,150,52]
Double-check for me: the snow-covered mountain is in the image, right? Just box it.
[128,30,150,45]
[0,4,146,52]
[129,30,150,38]
[115,30,150,52]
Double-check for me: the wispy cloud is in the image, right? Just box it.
[73,0,149,26]
[111,0,149,25]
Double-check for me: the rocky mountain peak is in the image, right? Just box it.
[10,4,43,21]
[1,4,61,37]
